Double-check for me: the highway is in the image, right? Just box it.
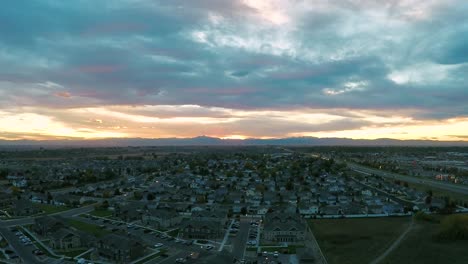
[348,162,468,196]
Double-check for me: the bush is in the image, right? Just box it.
[435,215,468,241]
[414,212,438,223]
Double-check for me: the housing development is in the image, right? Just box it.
[0,146,467,264]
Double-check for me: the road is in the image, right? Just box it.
[0,204,95,228]
[232,219,249,261]
[348,162,468,195]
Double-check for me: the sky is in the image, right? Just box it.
[0,0,467,141]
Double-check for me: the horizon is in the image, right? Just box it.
[1,1,467,141]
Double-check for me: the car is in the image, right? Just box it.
[273,251,279,257]
[154,243,164,248]
[15,232,22,236]
[176,258,187,263]
[205,245,214,250]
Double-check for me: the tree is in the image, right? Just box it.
[240,207,247,215]
[147,193,155,201]
[101,200,109,209]
[134,191,143,200]
[286,181,294,191]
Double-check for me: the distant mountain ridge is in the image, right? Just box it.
[0,136,467,147]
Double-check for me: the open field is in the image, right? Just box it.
[383,214,468,264]
[37,204,70,214]
[309,217,411,264]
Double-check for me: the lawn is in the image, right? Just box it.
[309,216,411,264]
[383,214,468,264]
[67,219,111,238]
[89,209,113,217]
[37,204,70,214]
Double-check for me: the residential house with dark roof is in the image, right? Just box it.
[96,234,145,263]
[262,212,307,243]
[179,220,223,239]
[142,208,182,229]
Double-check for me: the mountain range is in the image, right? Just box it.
[0,136,467,148]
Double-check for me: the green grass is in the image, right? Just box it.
[309,217,411,264]
[259,245,303,254]
[37,204,70,214]
[89,209,113,217]
[67,219,111,238]
[383,214,468,264]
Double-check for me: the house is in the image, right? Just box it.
[30,193,48,204]
[142,208,182,229]
[192,209,228,225]
[262,212,307,243]
[180,220,223,239]
[34,216,66,236]
[367,205,384,214]
[113,202,143,222]
[298,204,319,216]
[97,234,145,263]
[320,205,342,215]
[49,228,84,251]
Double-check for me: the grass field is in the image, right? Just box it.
[89,209,113,217]
[37,204,70,214]
[67,219,111,238]
[383,214,468,264]
[309,217,411,264]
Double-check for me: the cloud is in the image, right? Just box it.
[0,0,466,140]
